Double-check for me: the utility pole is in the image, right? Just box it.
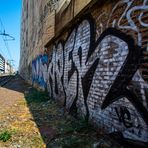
[0,31,15,41]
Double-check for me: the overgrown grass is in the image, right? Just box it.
[49,134,94,148]
[24,88,98,147]
[25,88,49,103]
[48,118,97,147]
[0,130,11,142]
[59,135,88,148]
[60,118,94,134]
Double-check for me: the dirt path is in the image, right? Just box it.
[0,76,46,148]
[0,75,121,148]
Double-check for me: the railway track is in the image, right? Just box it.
[0,75,14,86]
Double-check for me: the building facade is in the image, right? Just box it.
[5,61,14,74]
[0,54,5,74]
[20,0,148,143]
[0,54,13,75]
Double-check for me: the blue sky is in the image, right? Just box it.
[0,0,21,70]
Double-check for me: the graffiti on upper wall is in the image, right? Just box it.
[32,0,148,142]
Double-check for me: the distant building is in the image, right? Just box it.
[0,54,5,74]
[0,54,15,75]
[5,61,11,74]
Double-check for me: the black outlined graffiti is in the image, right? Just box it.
[32,0,148,142]
[63,29,78,110]
[115,107,133,128]
[100,29,148,126]
[43,21,147,125]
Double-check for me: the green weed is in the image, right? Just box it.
[49,135,91,148]
[25,88,49,103]
[0,130,12,142]
[63,118,93,133]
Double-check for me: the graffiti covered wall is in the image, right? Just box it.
[32,0,148,142]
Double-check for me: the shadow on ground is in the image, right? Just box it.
[2,75,104,148]
[2,75,147,148]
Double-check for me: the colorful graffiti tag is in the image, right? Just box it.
[32,54,48,89]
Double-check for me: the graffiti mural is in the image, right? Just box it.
[32,54,48,89]
[32,0,148,142]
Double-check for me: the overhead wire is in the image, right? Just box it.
[0,18,6,57]
[0,18,5,32]
[0,17,14,64]
[2,33,13,60]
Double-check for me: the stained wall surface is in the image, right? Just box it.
[21,0,148,142]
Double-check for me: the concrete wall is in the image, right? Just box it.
[19,0,56,80]
[21,0,148,143]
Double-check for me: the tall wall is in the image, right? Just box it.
[21,0,148,143]
[20,0,56,80]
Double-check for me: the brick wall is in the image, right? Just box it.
[31,0,148,142]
